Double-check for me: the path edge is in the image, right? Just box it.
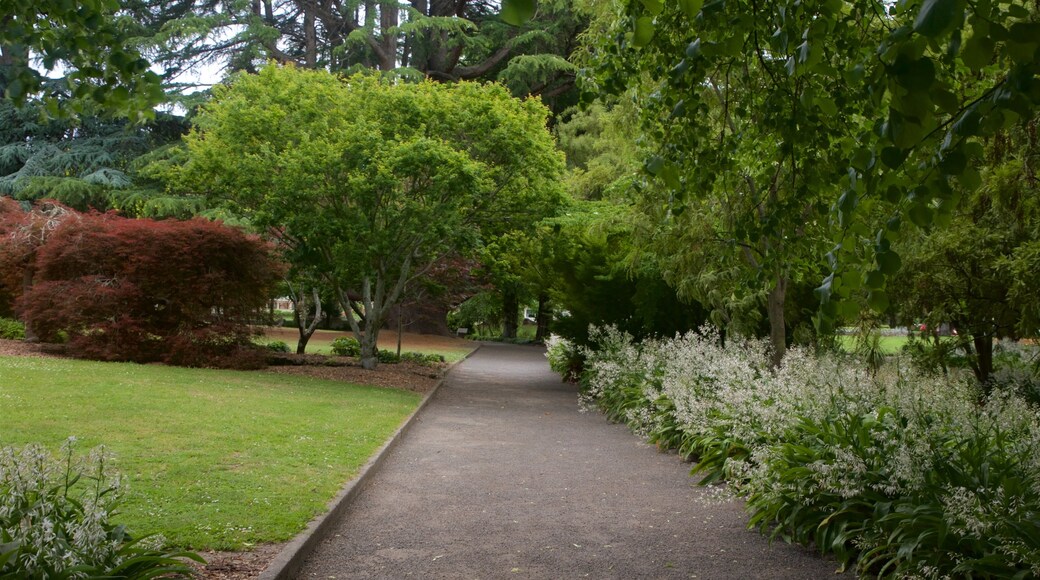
[257,345,481,580]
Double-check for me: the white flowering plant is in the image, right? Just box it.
[0,439,202,578]
[561,325,1040,578]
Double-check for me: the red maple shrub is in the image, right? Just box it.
[19,212,283,367]
[0,199,79,323]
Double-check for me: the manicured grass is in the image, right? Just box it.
[837,334,908,355]
[0,355,421,550]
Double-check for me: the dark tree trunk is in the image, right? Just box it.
[534,292,551,342]
[293,286,324,354]
[304,3,317,67]
[973,334,994,389]
[766,276,787,367]
[378,1,398,71]
[502,286,518,339]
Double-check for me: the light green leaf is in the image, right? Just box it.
[501,0,536,26]
[868,289,890,311]
[678,0,704,20]
[640,0,664,16]
[633,17,655,47]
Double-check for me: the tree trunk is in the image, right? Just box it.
[766,276,787,367]
[360,323,380,369]
[293,286,323,354]
[502,286,518,339]
[973,334,994,389]
[534,292,551,342]
[296,334,311,354]
[304,3,317,67]
[378,1,398,71]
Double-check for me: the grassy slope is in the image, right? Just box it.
[0,355,420,550]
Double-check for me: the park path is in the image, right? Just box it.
[297,342,842,579]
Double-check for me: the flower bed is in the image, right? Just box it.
[549,326,1040,578]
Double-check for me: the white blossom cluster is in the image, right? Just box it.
[568,324,1040,577]
[0,439,127,577]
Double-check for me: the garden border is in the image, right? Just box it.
[256,344,481,580]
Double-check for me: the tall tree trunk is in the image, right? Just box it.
[766,276,787,367]
[534,292,551,342]
[294,287,324,354]
[502,286,519,339]
[378,1,398,71]
[360,318,381,369]
[973,334,994,390]
[304,3,317,67]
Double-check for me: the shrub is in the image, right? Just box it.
[330,336,361,357]
[399,351,445,364]
[257,339,291,353]
[376,349,400,364]
[0,439,202,578]
[545,334,582,382]
[570,325,1040,578]
[18,212,283,366]
[0,317,25,340]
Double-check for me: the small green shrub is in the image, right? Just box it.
[0,317,25,340]
[0,439,202,578]
[330,336,361,357]
[258,339,291,353]
[400,351,446,364]
[376,349,400,364]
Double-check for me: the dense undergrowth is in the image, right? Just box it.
[548,327,1040,578]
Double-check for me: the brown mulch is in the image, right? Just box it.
[264,353,445,393]
[189,544,285,580]
[1,331,475,579]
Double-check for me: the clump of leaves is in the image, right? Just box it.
[330,337,361,357]
[399,351,445,365]
[0,438,202,578]
[0,317,25,340]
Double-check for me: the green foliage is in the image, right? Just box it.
[0,317,24,340]
[184,65,565,367]
[1,0,163,119]
[545,200,709,345]
[0,101,191,215]
[581,0,1040,337]
[0,440,201,578]
[574,326,1040,577]
[376,349,401,364]
[330,336,362,357]
[399,351,446,364]
[257,339,291,353]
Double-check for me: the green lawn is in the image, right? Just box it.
[0,355,421,550]
[837,334,909,355]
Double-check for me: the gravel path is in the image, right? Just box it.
[297,342,842,579]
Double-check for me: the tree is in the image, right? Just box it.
[892,120,1040,386]
[0,99,193,215]
[582,0,864,362]
[183,64,564,368]
[1,0,163,118]
[19,211,283,366]
[128,0,583,109]
[0,198,80,340]
[581,0,1040,341]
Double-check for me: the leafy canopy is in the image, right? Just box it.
[184,64,564,366]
